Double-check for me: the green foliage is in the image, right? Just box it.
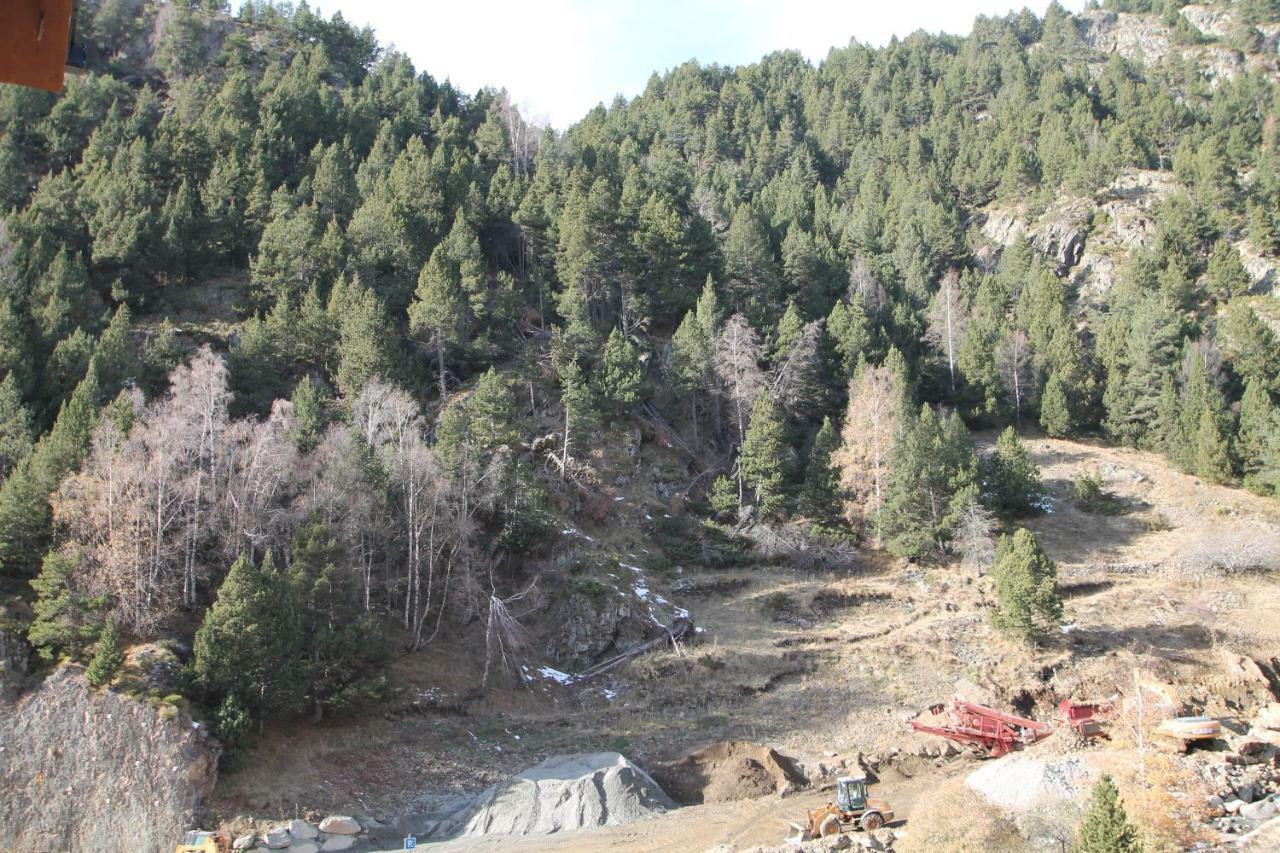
[708,475,738,520]
[596,328,644,417]
[28,550,105,660]
[878,405,977,558]
[738,393,790,517]
[800,417,842,521]
[191,554,304,725]
[288,378,325,452]
[990,528,1062,644]
[1074,775,1141,853]
[85,619,124,688]
[1072,471,1126,515]
[1206,240,1250,301]
[982,428,1044,517]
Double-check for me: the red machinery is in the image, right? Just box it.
[911,696,1110,757]
[911,697,1054,757]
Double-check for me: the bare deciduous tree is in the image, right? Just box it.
[998,327,1032,424]
[926,268,969,394]
[833,363,904,538]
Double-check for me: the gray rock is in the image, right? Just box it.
[287,844,320,853]
[1224,799,1246,814]
[321,837,356,851]
[828,833,852,850]
[288,820,318,840]
[1240,799,1276,821]
[232,834,256,851]
[262,827,291,849]
[1236,785,1255,803]
[318,816,361,835]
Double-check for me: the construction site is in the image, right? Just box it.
[189,435,1280,852]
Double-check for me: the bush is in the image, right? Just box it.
[1072,471,1126,515]
[85,619,124,688]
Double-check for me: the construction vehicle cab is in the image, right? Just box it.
[174,830,229,853]
[789,773,894,841]
[836,775,869,811]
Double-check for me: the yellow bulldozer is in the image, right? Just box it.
[174,830,230,853]
[788,773,894,841]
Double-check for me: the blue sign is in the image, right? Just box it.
[403,836,417,850]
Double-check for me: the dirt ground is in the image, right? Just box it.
[213,436,1280,850]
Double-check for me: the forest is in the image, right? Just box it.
[2,0,1280,743]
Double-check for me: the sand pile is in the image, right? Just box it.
[457,752,675,837]
[966,754,1094,812]
[649,741,808,805]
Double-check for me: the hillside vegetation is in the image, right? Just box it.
[1,0,1280,829]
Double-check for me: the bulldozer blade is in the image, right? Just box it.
[785,822,814,843]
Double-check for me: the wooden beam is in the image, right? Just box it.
[0,0,74,93]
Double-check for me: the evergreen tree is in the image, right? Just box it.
[983,427,1044,517]
[192,554,304,727]
[85,619,124,688]
[289,377,325,452]
[878,406,976,558]
[801,416,842,522]
[1039,371,1074,437]
[0,373,34,481]
[27,551,104,660]
[409,245,465,399]
[723,203,782,327]
[333,278,398,397]
[990,528,1062,644]
[1206,240,1250,301]
[596,328,644,418]
[738,393,790,516]
[669,310,713,441]
[1074,775,1141,853]
[288,522,387,721]
[1238,379,1278,494]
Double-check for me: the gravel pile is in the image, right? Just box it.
[456,752,676,837]
[966,755,1093,812]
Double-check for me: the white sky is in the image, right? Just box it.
[284,0,1089,128]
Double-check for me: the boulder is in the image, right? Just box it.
[1225,799,1246,814]
[288,820,318,840]
[321,837,356,851]
[262,827,291,849]
[232,834,256,851]
[318,816,361,835]
[1240,799,1277,821]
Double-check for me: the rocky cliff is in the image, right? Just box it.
[0,667,220,853]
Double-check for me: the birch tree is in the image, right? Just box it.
[926,268,969,394]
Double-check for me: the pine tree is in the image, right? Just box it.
[289,378,324,452]
[738,393,790,517]
[983,427,1044,517]
[826,296,872,382]
[669,310,713,441]
[192,554,304,725]
[990,528,1062,644]
[409,245,465,399]
[596,328,643,418]
[771,299,805,363]
[1039,371,1073,437]
[0,373,34,481]
[27,551,104,660]
[556,357,597,478]
[801,416,842,521]
[723,203,782,326]
[1206,240,1251,301]
[1074,775,1141,853]
[334,278,397,398]
[877,405,976,558]
[85,619,124,688]
[1238,380,1278,494]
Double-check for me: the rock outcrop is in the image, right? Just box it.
[0,666,220,853]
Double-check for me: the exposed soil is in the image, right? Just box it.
[648,741,807,805]
[212,436,1280,851]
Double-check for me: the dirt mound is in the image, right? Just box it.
[649,741,807,805]
[456,752,675,837]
